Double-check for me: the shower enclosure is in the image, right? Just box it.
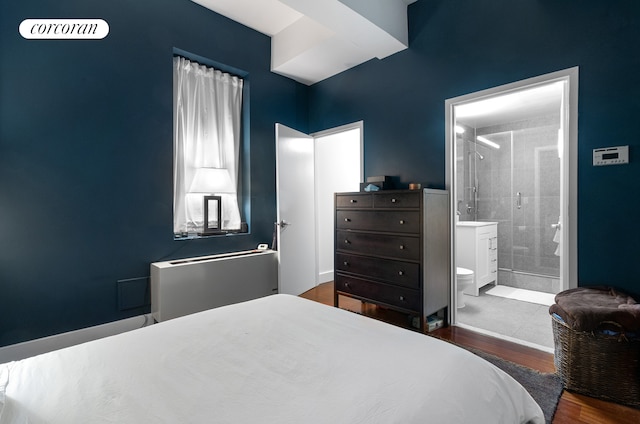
[456,116,561,294]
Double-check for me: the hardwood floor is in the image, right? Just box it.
[301,282,640,424]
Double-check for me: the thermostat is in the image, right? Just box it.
[593,145,629,166]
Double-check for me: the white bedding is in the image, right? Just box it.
[0,294,543,423]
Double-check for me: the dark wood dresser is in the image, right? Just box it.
[334,189,450,331]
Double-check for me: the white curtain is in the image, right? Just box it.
[173,56,243,234]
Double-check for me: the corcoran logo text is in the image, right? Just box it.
[19,19,109,40]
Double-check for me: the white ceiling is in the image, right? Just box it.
[191,0,417,85]
[455,82,565,129]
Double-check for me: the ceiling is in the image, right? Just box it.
[455,82,565,129]
[191,0,417,85]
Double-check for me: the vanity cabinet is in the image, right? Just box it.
[334,189,449,331]
[456,222,498,296]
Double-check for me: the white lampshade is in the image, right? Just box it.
[189,168,234,193]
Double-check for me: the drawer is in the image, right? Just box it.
[336,253,420,289]
[336,210,420,233]
[335,230,420,261]
[335,193,372,209]
[335,274,421,312]
[373,191,421,209]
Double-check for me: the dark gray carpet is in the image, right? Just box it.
[470,348,563,424]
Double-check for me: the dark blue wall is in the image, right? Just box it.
[0,0,307,346]
[308,0,640,297]
[2,0,639,348]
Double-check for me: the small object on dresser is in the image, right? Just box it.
[366,175,390,183]
[360,175,391,191]
[409,183,422,190]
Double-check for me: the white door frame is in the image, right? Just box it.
[445,67,578,325]
[311,121,364,285]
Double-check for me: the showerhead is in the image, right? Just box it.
[464,139,485,159]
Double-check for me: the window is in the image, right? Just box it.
[173,56,245,237]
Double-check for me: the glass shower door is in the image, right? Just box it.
[474,131,512,274]
[510,126,561,283]
[476,125,561,293]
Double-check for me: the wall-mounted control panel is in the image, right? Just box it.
[593,145,629,166]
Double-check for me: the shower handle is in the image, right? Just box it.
[516,192,522,209]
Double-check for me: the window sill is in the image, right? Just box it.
[174,228,248,240]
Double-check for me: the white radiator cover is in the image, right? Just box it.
[150,249,278,322]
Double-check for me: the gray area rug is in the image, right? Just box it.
[470,348,563,424]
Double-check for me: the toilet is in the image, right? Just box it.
[456,267,474,308]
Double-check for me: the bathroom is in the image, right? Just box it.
[452,80,567,350]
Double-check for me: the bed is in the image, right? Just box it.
[0,294,543,423]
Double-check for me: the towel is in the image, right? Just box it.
[549,286,640,332]
[553,216,561,256]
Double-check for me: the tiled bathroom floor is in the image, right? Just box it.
[455,285,555,352]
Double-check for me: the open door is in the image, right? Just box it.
[275,124,317,295]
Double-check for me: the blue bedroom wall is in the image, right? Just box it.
[0,0,308,347]
[308,0,640,296]
[2,0,639,348]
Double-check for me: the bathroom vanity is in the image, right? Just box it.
[456,221,498,296]
[334,189,449,331]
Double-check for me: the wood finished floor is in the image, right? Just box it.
[300,282,640,424]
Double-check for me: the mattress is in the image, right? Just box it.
[0,294,543,423]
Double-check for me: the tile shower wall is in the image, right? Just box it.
[475,115,561,291]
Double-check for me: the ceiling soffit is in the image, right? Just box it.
[192,0,416,85]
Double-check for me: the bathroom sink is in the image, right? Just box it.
[456,221,498,227]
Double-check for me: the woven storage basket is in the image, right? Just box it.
[552,314,640,408]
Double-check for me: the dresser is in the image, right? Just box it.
[456,221,498,296]
[334,189,449,331]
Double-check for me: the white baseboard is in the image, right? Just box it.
[318,270,334,284]
[0,314,153,363]
[456,322,554,354]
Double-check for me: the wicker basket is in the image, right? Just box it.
[552,314,640,408]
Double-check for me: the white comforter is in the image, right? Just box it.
[0,294,543,423]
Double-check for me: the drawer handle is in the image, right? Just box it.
[350,199,357,203]
[399,245,405,250]
[399,220,405,225]
[344,282,350,288]
[391,198,397,203]
[343,261,349,266]
[399,295,405,301]
[344,239,350,244]
[344,218,351,222]
[398,270,404,276]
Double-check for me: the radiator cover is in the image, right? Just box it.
[150,249,278,322]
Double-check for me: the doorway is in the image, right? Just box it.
[445,68,578,350]
[275,122,363,296]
